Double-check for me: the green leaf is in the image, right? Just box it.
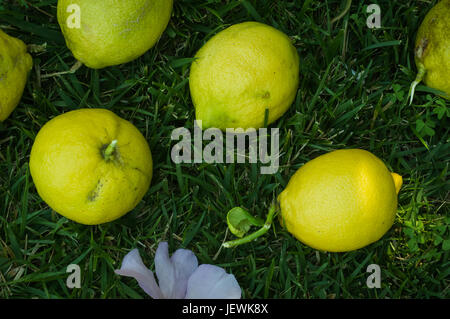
[226,207,264,238]
[434,235,443,246]
[415,119,425,132]
[393,84,405,101]
[442,240,450,251]
[433,103,449,120]
[423,125,435,137]
[403,227,414,238]
[415,118,435,137]
[407,238,418,252]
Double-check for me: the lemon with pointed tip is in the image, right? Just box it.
[189,21,300,130]
[0,29,33,121]
[409,0,450,103]
[278,149,402,252]
[29,109,153,225]
[57,0,173,69]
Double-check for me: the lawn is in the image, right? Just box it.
[0,0,449,299]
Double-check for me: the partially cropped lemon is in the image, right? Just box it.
[410,0,450,102]
[0,29,33,121]
[29,109,153,225]
[278,149,402,252]
[189,21,300,130]
[57,0,173,69]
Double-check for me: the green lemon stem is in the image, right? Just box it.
[408,62,426,106]
[103,140,118,161]
[222,204,277,248]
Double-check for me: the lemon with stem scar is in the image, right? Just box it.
[189,21,300,130]
[57,0,173,69]
[409,0,450,103]
[29,109,153,225]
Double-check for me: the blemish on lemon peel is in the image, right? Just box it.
[262,91,271,99]
[415,38,429,60]
[87,180,103,202]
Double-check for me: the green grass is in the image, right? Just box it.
[0,0,449,299]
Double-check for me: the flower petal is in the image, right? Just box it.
[185,264,241,299]
[154,242,198,299]
[170,247,199,298]
[115,248,163,299]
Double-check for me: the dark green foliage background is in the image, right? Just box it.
[0,0,448,298]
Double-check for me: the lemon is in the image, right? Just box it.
[189,21,300,130]
[57,0,173,69]
[278,149,402,252]
[410,0,450,102]
[0,29,33,121]
[29,109,153,225]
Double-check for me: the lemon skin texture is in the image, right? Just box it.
[189,21,300,130]
[414,0,450,98]
[57,0,173,69]
[0,29,33,121]
[278,149,402,252]
[29,109,153,225]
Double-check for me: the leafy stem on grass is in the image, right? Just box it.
[27,43,47,53]
[223,203,278,248]
[40,60,83,79]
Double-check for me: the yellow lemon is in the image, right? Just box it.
[0,29,33,121]
[57,0,173,69]
[29,109,153,225]
[278,149,402,252]
[189,21,300,130]
[410,0,450,102]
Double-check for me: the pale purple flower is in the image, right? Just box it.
[115,242,241,299]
